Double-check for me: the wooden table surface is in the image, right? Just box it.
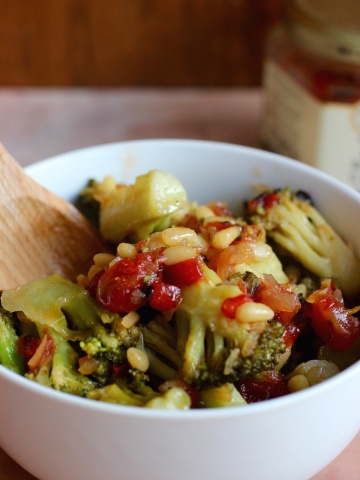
[0,87,358,480]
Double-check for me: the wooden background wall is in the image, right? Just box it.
[0,0,284,87]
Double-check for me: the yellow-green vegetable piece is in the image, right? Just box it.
[175,280,252,383]
[145,387,191,410]
[199,383,247,408]
[86,383,190,409]
[0,308,26,374]
[1,274,114,341]
[86,383,155,407]
[99,169,188,244]
[177,280,250,345]
[49,329,96,395]
[238,240,289,284]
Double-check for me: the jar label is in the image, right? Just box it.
[261,60,360,190]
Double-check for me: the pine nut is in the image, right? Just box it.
[121,311,141,328]
[203,215,235,226]
[161,227,199,247]
[211,225,241,250]
[100,175,117,192]
[195,205,214,220]
[88,264,103,280]
[163,246,198,265]
[146,232,167,251]
[196,234,210,254]
[93,253,116,267]
[235,301,274,323]
[287,374,310,392]
[117,242,137,258]
[78,356,100,375]
[109,256,121,267]
[77,274,89,287]
[126,347,150,372]
[100,313,113,324]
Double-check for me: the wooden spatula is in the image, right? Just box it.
[0,144,109,290]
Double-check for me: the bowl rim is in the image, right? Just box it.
[0,138,358,419]
[25,137,360,218]
[1,359,359,420]
[24,137,360,197]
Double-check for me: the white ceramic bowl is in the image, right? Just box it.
[0,139,359,480]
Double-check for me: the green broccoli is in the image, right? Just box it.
[0,275,143,393]
[142,280,286,390]
[145,387,191,409]
[0,307,26,374]
[86,382,155,407]
[4,321,97,396]
[78,322,144,386]
[245,188,360,298]
[44,328,96,396]
[77,169,188,244]
[86,354,191,409]
[0,274,119,341]
[198,383,247,408]
[0,272,287,406]
[87,382,191,409]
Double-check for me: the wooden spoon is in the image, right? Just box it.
[0,144,109,290]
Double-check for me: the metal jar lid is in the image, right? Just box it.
[285,0,360,66]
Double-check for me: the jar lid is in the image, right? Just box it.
[285,0,360,65]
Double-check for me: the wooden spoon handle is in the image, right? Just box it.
[0,144,109,289]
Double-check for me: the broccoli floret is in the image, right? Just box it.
[1,274,139,348]
[87,382,191,409]
[0,307,26,374]
[145,387,191,409]
[142,280,286,390]
[77,170,188,244]
[49,329,96,396]
[80,337,107,357]
[17,325,96,396]
[86,358,191,409]
[1,275,143,391]
[79,323,143,386]
[246,188,360,298]
[86,382,155,407]
[0,274,120,340]
[198,383,247,408]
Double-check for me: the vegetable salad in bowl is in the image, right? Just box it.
[1,169,359,410]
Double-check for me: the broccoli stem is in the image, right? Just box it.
[0,308,25,374]
[145,348,178,381]
[50,329,96,396]
[179,315,207,384]
[142,327,181,368]
[247,189,360,297]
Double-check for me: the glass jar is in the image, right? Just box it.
[261,0,360,189]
